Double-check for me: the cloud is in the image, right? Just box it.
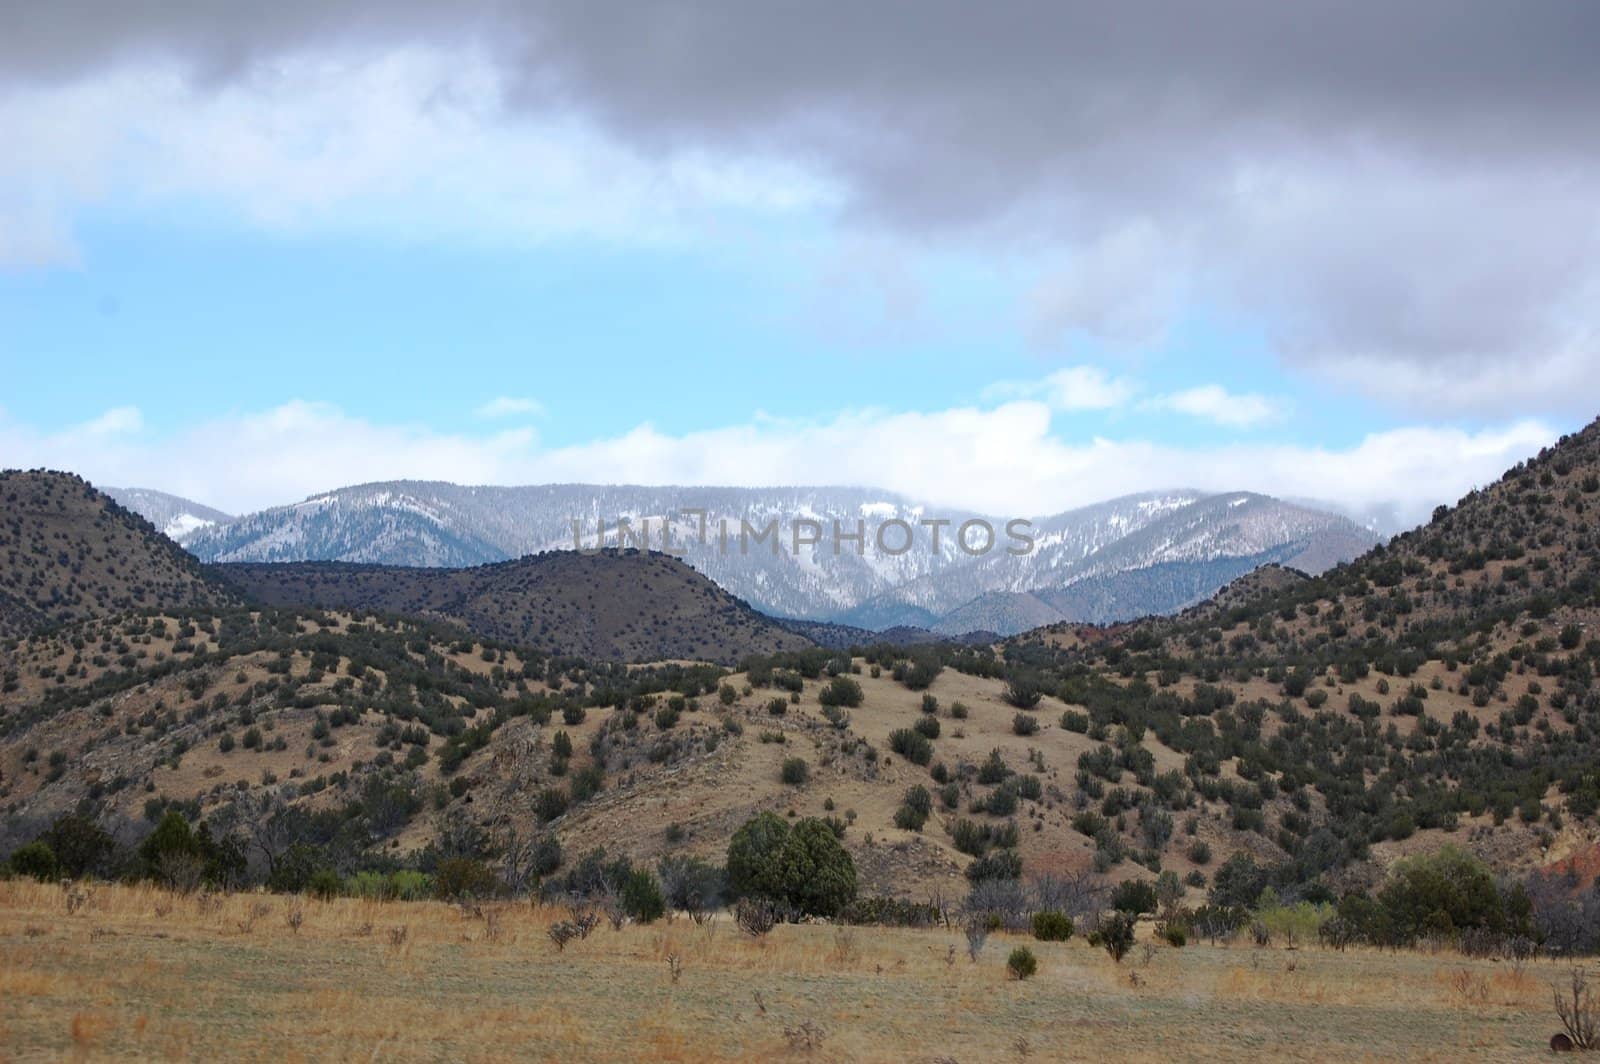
[0,48,837,266]
[1145,386,1284,429]
[0,397,1559,529]
[476,396,545,419]
[3,2,1598,412]
[984,366,1136,412]
[76,406,144,436]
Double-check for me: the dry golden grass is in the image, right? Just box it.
[0,879,1570,1062]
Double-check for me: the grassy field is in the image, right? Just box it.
[0,879,1573,1062]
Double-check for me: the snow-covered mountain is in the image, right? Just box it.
[181,481,1380,634]
[103,487,233,541]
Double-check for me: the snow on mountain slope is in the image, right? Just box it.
[103,487,233,542]
[181,481,1379,634]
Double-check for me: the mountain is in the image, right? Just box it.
[102,487,232,541]
[184,482,1378,634]
[0,470,234,639]
[1,418,1594,916]
[209,551,811,664]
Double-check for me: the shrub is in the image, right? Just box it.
[1007,946,1039,980]
[888,728,933,765]
[1091,912,1137,962]
[977,749,1010,785]
[913,715,941,739]
[1112,878,1158,915]
[535,787,569,822]
[767,697,788,716]
[621,868,666,923]
[818,676,864,708]
[1003,675,1043,709]
[780,757,810,785]
[727,812,790,900]
[7,841,58,881]
[1031,910,1074,942]
[1161,925,1187,948]
[895,785,933,832]
[308,868,344,899]
[434,857,500,900]
[773,818,857,917]
[966,849,1023,882]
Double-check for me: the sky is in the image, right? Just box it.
[1,2,1596,526]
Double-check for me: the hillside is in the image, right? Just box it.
[209,551,811,665]
[2,423,1596,933]
[179,482,1377,633]
[0,471,233,640]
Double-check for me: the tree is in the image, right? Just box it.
[40,813,114,879]
[1209,852,1270,909]
[727,812,790,900]
[621,868,666,923]
[7,841,58,881]
[140,810,203,873]
[1377,845,1508,941]
[774,818,857,918]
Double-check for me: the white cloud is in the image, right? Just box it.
[0,51,838,267]
[1144,385,1285,429]
[476,396,545,419]
[0,398,1558,529]
[76,406,144,436]
[984,365,1137,412]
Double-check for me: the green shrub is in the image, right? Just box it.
[772,818,857,917]
[1031,910,1074,942]
[780,757,809,785]
[622,868,666,923]
[888,728,933,765]
[434,857,500,900]
[1006,946,1038,980]
[308,868,344,899]
[727,811,790,899]
[1012,713,1040,736]
[818,676,863,708]
[1112,878,1158,915]
[1091,912,1137,962]
[8,841,58,881]
[894,785,933,832]
[913,715,940,739]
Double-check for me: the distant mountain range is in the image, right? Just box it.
[111,481,1379,635]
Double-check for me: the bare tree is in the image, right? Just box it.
[1552,967,1598,1051]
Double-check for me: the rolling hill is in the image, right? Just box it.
[0,470,233,639]
[209,552,811,665]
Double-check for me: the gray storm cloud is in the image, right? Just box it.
[4,1,1599,412]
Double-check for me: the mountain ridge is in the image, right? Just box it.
[168,481,1378,634]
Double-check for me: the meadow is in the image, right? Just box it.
[0,879,1574,1062]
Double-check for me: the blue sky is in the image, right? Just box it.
[6,215,1386,452]
[1,7,1593,521]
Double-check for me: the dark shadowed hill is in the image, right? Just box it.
[0,470,233,639]
[209,550,813,664]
